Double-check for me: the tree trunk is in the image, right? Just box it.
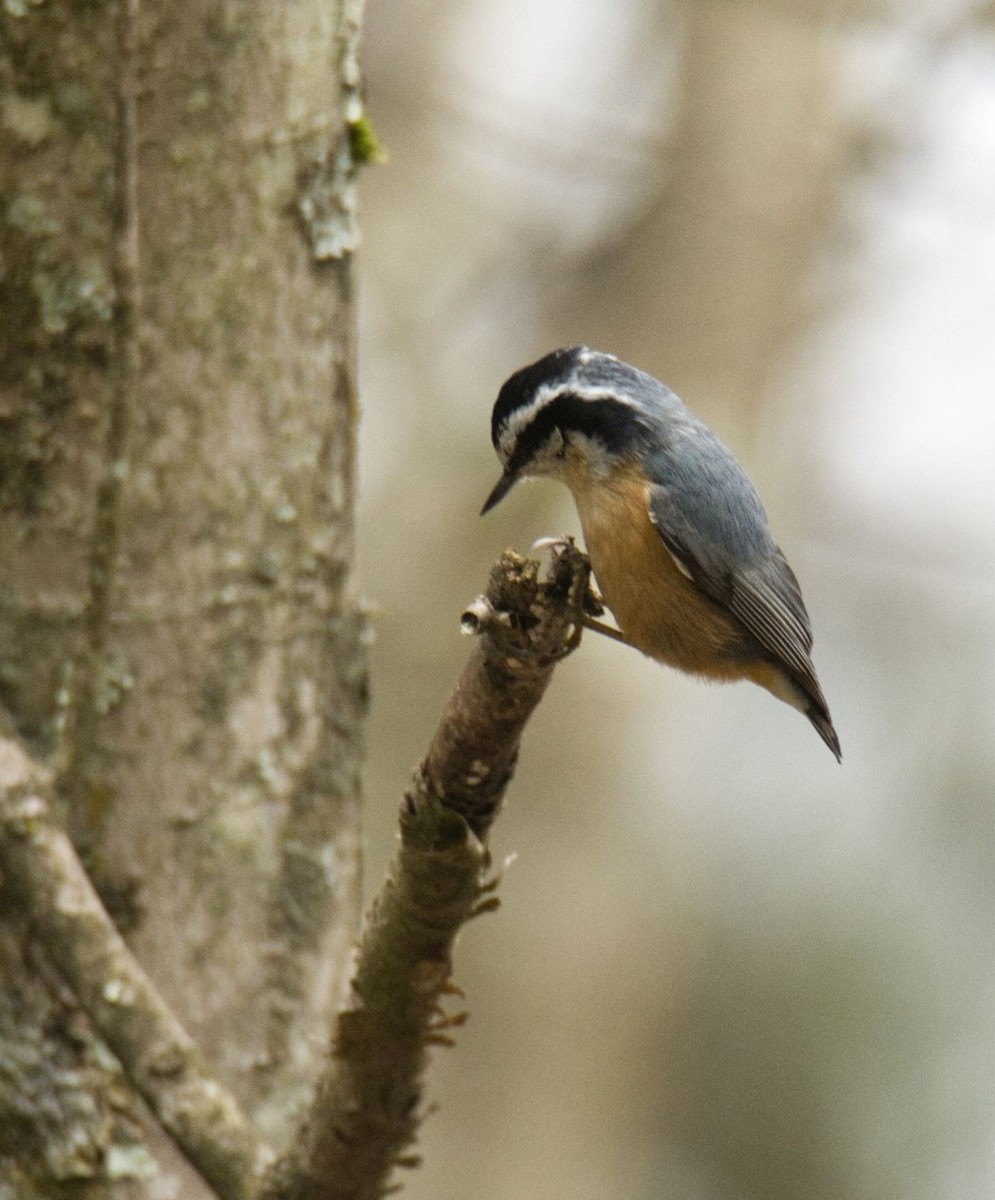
[0,0,366,1191]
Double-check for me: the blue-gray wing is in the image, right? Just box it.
[645,438,820,698]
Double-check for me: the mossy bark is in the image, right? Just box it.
[0,0,366,1190]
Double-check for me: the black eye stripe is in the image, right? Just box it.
[504,394,637,472]
[491,348,581,446]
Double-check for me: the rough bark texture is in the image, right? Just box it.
[0,0,366,1190]
[0,735,270,1199]
[423,547,591,839]
[0,541,591,1200]
[268,545,590,1200]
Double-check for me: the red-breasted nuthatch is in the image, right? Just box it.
[481,347,841,761]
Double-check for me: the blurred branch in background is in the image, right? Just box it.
[358,2,995,1199]
[569,0,846,451]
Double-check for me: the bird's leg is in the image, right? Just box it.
[582,585,605,617]
[534,535,591,655]
[580,616,633,647]
[533,536,602,611]
[532,534,634,652]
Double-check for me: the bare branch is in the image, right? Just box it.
[0,737,273,1200]
[423,542,590,838]
[267,543,591,1200]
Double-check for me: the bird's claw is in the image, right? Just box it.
[531,534,576,555]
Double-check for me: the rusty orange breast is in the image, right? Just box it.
[569,466,756,679]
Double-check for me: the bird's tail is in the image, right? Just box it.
[749,661,842,763]
[806,701,842,763]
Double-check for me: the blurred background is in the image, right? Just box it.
[355,2,995,1197]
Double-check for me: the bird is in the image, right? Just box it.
[481,346,841,761]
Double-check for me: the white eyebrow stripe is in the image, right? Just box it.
[496,381,641,459]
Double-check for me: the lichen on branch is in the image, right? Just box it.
[268,542,591,1200]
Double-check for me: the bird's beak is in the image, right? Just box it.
[480,470,518,515]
